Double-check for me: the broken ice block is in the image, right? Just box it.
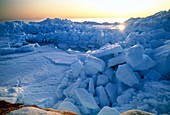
[116,64,139,86]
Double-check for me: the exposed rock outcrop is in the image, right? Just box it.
[120,110,156,115]
[0,100,78,115]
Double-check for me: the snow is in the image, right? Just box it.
[1,10,170,115]
[0,48,16,55]
[116,64,139,86]
[115,81,170,114]
[75,88,98,109]
[90,43,123,58]
[16,44,34,52]
[116,88,136,105]
[0,45,75,108]
[0,87,23,104]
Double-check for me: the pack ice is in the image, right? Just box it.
[0,10,170,115]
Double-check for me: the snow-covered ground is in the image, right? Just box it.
[0,10,170,115]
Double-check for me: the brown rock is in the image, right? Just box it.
[0,100,24,115]
[120,110,156,115]
[0,100,78,115]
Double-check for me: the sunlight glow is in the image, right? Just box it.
[117,24,125,31]
[0,0,170,19]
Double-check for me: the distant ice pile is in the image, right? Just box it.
[0,10,170,114]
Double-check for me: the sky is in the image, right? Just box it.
[0,0,170,19]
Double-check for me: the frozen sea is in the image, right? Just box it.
[0,10,170,115]
[0,18,128,24]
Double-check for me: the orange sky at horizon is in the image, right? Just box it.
[0,0,170,20]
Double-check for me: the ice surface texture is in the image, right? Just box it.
[0,10,170,115]
[116,64,139,86]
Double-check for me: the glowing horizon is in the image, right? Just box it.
[0,0,170,20]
